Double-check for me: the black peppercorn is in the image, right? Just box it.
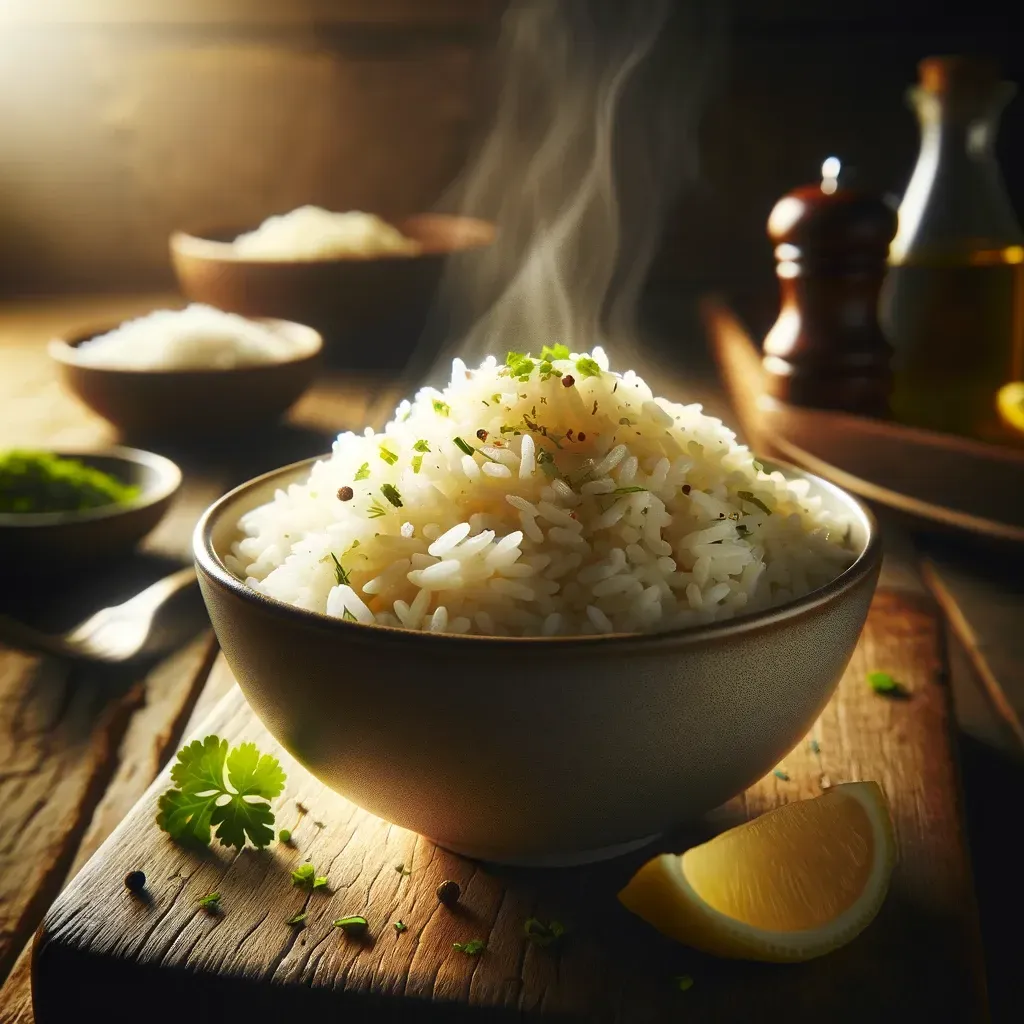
[436,880,461,906]
[476,428,488,441]
[337,486,354,502]
[562,375,575,387]
[577,432,586,442]
[682,484,691,494]
[124,870,146,892]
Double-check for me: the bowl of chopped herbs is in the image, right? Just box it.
[0,447,181,572]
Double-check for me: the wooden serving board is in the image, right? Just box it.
[31,586,986,1022]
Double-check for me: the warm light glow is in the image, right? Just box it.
[821,156,840,195]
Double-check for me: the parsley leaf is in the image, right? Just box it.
[379,445,399,466]
[286,911,307,926]
[867,671,908,697]
[198,891,221,911]
[505,351,535,379]
[575,356,601,379]
[354,462,370,481]
[334,915,368,935]
[524,918,566,947]
[291,863,329,890]
[381,483,403,507]
[540,343,570,361]
[330,552,350,586]
[394,920,408,933]
[413,439,431,453]
[411,455,424,474]
[433,400,450,417]
[156,736,285,850]
[342,608,357,622]
[453,939,486,955]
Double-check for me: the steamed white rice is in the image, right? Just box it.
[232,206,422,260]
[229,347,854,636]
[75,304,297,371]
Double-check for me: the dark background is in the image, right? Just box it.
[1,1,1022,344]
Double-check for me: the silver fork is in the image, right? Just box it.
[0,567,200,663]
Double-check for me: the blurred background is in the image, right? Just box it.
[1,0,1020,344]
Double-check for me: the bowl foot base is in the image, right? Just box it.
[429,832,661,868]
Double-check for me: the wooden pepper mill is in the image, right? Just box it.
[762,159,898,417]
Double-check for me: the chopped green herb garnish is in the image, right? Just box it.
[342,608,357,622]
[612,486,647,494]
[413,439,431,453]
[675,974,695,992]
[286,911,307,926]
[540,343,570,361]
[492,393,502,404]
[291,863,328,890]
[354,462,370,481]
[773,768,790,781]
[278,828,292,843]
[809,738,821,755]
[330,552,351,586]
[395,863,412,877]
[394,920,408,933]
[334,915,368,935]
[505,351,536,380]
[524,918,566,947]
[411,455,424,474]
[381,483,403,507]
[156,736,285,850]
[198,891,221,911]
[737,490,773,515]
[867,671,907,697]
[575,357,602,379]
[367,499,388,519]
[379,445,399,466]
[433,400,450,416]
[453,939,486,955]
[0,450,141,514]
[453,436,476,458]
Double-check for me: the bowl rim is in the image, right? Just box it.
[194,454,882,652]
[0,445,182,528]
[47,316,323,376]
[169,212,496,266]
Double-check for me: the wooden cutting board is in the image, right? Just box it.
[30,585,986,1022]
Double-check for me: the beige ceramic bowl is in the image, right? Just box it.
[49,318,322,440]
[195,458,880,867]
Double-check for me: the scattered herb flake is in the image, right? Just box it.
[492,393,502,404]
[395,864,412,877]
[334,915,368,936]
[411,455,424,474]
[156,736,285,850]
[394,920,408,933]
[592,399,599,415]
[453,939,486,956]
[809,738,821,755]
[381,483,403,507]
[524,918,566,947]
[737,490,773,515]
[198,892,221,911]
[541,343,570,361]
[342,608,357,622]
[291,864,328,891]
[378,445,399,466]
[286,911,307,926]
[612,486,647,494]
[867,671,908,697]
[575,357,602,379]
[773,768,790,781]
[413,439,431,453]
[354,462,370,481]
[367,499,388,519]
[330,552,351,586]
[453,436,476,457]
[675,974,695,992]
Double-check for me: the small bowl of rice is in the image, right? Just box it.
[195,346,881,866]
[170,207,495,370]
[49,305,323,440]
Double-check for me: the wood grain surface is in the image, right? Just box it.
[31,584,987,1022]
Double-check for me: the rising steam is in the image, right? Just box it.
[421,0,727,378]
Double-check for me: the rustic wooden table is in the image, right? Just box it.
[0,294,1017,1021]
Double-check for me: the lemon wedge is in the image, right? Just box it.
[997,381,1024,436]
[618,781,897,963]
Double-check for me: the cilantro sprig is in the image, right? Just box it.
[156,736,286,850]
[291,863,329,891]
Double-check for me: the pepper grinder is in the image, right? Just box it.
[762,159,898,417]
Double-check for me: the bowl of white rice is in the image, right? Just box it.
[170,211,494,369]
[49,306,322,439]
[195,346,880,866]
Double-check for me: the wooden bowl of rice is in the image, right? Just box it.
[170,213,495,371]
